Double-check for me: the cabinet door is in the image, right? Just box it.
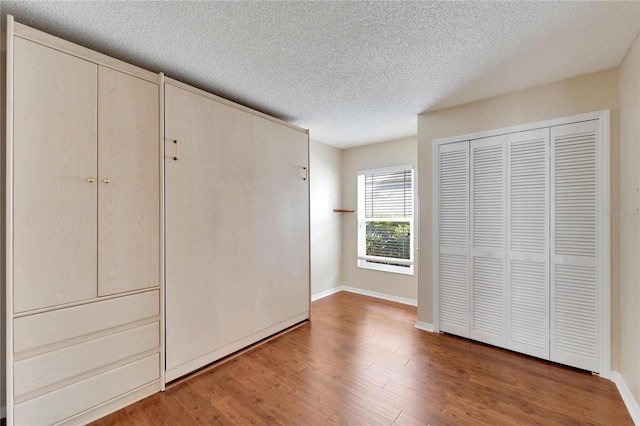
[550,120,600,372]
[165,83,309,379]
[437,141,470,337]
[469,135,507,347]
[13,38,97,312]
[506,128,549,359]
[97,66,160,296]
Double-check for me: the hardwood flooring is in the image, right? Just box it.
[91,291,632,425]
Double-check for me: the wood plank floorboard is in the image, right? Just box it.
[90,291,633,425]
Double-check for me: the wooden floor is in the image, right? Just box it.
[91,292,632,425]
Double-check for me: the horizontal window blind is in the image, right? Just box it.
[364,170,413,218]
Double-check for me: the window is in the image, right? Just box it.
[357,165,414,274]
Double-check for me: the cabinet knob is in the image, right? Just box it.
[524,254,532,261]
[86,177,95,183]
[103,178,111,184]
[484,251,491,256]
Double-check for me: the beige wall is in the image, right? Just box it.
[341,136,418,301]
[417,70,621,365]
[618,34,640,407]
[309,139,343,297]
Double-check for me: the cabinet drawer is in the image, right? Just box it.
[14,290,159,354]
[15,322,159,397]
[14,353,160,425]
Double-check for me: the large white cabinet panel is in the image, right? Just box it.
[435,113,607,373]
[164,82,310,381]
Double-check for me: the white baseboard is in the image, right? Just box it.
[340,286,417,306]
[311,285,418,307]
[1,405,6,419]
[311,286,343,301]
[415,321,435,332]
[610,371,640,425]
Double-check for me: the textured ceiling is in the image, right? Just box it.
[1,1,639,148]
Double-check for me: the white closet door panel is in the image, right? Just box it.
[437,141,469,337]
[471,256,505,343]
[165,83,309,377]
[439,143,469,249]
[550,120,599,372]
[470,136,506,347]
[98,66,160,296]
[552,264,597,367]
[506,128,549,359]
[508,260,548,357]
[13,37,98,312]
[439,253,469,337]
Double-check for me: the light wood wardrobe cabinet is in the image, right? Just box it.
[7,17,162,425]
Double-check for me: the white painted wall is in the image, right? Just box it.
[617,33,640,416]
[309,139,342,298]
[340,136,418,302]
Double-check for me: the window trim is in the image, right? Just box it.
[357,164,414,275]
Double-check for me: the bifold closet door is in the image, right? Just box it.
[437,141,470,337]
[13,37,98,312]
[469,136,507,347]
[506,128,549,359]
[550,120,600,372]
[165,83,310,381]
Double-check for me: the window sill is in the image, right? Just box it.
[357,261,414,276]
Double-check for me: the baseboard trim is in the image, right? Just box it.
[415,321,435,333]
[610,371,640,425]
[340,286,417,306]
[311,286,343,301]
[0,405,5,419]
[312,286,418,307]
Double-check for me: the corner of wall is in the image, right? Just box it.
[309,139,344,297]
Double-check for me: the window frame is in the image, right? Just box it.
[357,164,414,275]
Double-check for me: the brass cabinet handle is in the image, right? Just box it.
[173,140,179,161]
[103,178,111,184]
[86,177,95,183]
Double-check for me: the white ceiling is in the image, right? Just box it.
[1,1,639,149]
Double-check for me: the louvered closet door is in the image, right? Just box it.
[550,120,600,372]
[470,136,507,347]
[437,141,470,337]
[506,129,549,359]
